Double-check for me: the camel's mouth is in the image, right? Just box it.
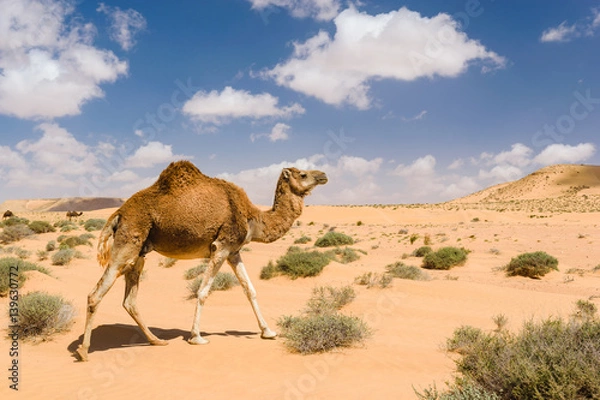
[315,173,328,185]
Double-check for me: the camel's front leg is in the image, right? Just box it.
[188,244,228,345]
[228,253,276,339]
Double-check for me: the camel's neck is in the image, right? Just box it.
[251,183,304,243]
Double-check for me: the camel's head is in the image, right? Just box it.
[281,167,328,197]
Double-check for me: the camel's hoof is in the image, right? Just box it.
[188,336,209,345]
[74,346,89,362]
[261,329,277,340]
[150,338,169,346]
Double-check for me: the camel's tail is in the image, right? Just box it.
[97,213,120,268]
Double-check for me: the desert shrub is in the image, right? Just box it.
[305,285,356,314]
[14,247,31,259]
[0,224,34,244]
[54,220,78,232]
[422,247,468,270]
[51,248,82,266]
[354,272,393,288]
[277,285,369,354]
[159,257,178,268]
[415,383,500,400]
[574,299,598,321]
[264,247,333,279]
[314,231,354,247]
[1,216,30,227]
[46,240,56,252]
[37,250,49,261]
[504,251,558,279]
[58,234,93,248]
[356,221,363,226]
[293,235,311,244]
[413,246,433,257]
[28,220,56,234]
[184,264,207,280]
[0,257,51,296]
[260,261,278,280]
[13,291,75,338]
[84,218,106,231]
[410,233,419,244]
[328,247,362,264]
[386,262,430,280]
[187,272,239,298]
[439,314,600,399]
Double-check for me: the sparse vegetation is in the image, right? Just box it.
[293,235,311,244]
[58,233,94,248]
[0,224,35,244]
[354,272,393,288]
[314,231,354,247]
[260,247,333,280]
[54,220,78,232]
[84,218,106,231]
[184,264,207,280]
[328,247,363,264]
[51,248,83,266]
[412,246,433,257]
[385,262,430,281]
[422,247,469,270]
[187,272,239,298]
[0,257,50,295]
[46,240,57,252]
[28,220,56,234]
[12,291,75,339]
[277,285,370,354]
[159,257,178,268]
[409,234,419,244]
[504,251,558,279]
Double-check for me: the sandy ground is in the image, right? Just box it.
[1,204,599,399]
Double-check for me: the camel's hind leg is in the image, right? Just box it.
[75,264,121,361]
[123,257,168,346]
[227,252,276,339]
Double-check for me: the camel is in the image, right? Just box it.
[75,160,327,361]
[66,211,83,221]
[3,210,14,219]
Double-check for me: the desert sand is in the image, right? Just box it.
[1,164,600,399]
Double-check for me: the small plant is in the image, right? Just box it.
[314,231,354,247]
[409,233,419,244]
[51,248,82,266]
[305,285,356,314]
[0,224,35,244]
[293,235,311,244]
[12,291,75,338]
[356,221,363,226]
[184,264,207,280]
[1,216,30,227]
[423,234,432,245]
[259,261,278,280]
[398,229,409,235]
[489,248,500,255]
[159,257,178,268]
[58,234,93,248]
[46,240,57,252]
[84,218,106,231]
[422,247,469,270]
[28,220,56,234]
[54,220,78,232]
[261,247,333,280]
[385,262,430,280]
[504,251,558,279]
[412,246,433,257]
[0,257,49,295]
[187,272,239,298]
[471,217,480,222]
[37,250,49,261]
[14,247,31,259]
[573,299,597,321]
[328,247,362,264]
[354,272,393,288]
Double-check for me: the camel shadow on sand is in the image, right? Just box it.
[68,324,259,359]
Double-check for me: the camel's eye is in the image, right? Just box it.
[300,172,307,179]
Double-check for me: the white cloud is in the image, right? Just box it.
[126,141,186,168]
[250,123,291,142]
[97,3,147,51]
[533,143,596,166]
[338,156,383,177]
[448,159,464,170]
[392,155,436,177]
[182,86,305,126]
[478,165,523,182]
[264,7,505,109]
[0,0,128,119]
[401,110,428,122]
[490,143,533,168]
[247,0,341,21]
[541,8,600,43]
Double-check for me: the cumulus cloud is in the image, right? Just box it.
[0,0,128,119]
[250,123,291,142]
[182,86,305,126]
[264,7,505,109]
[392,155,436,177]
[533,143,596,165]
[247,0,341,21]
[541,8,600,42]
[125,141,186,168]
[97,3,147,51]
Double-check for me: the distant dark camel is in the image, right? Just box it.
[66,211,83,221]
[3,210,14,219]
[75,160,327,361]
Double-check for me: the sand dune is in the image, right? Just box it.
[1,165,600,399]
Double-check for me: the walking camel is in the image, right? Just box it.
[3,210,14,219]
[66,211,83,221]
[75,160,327,361]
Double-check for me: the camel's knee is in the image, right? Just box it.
[87,293,101,313]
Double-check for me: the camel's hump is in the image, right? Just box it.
[154,160,208,191]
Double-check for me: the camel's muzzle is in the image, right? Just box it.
[315,173,328,185]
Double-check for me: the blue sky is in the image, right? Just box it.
[1,0,599,205]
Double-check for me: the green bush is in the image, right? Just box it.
[1,216,29,227]
[277,285,370,354]
[13,291,75,338]
[0,224,35,244]
[184,264,207,280]
[413,246,433,257]
[293,235,312,244]
[386,262,430,280]
[54,220,78,232]
[328,247,363,264]
[422,247,469,270]
[84,218,106,231]
[46,240,56,252]
[439,313,600,399]
[314,231,354,247]
[504,251,558,279]
[28,220,56,234]
[262,247,333,280]
[415,383,500,400]
[259,261,278,280]
[51,248,82,266]
[354,272,393,288]
[0,257,51,296]
[187,272,239,298]
[58,234,93,248]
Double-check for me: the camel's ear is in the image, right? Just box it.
[282,168,291,180]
